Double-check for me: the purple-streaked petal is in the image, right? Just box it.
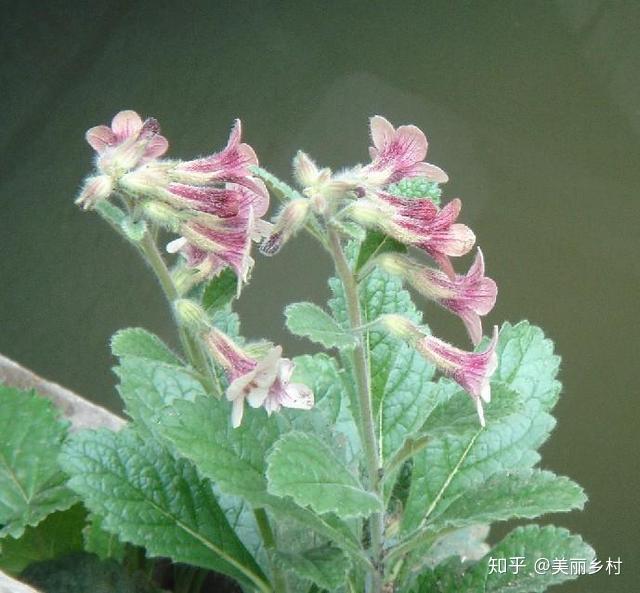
[111,110,143,141]
[85,125,115,153]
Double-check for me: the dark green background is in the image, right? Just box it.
[1,1,638,591]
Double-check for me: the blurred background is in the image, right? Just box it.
[1,1,638,590]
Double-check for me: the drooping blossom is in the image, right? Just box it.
[382,314,499,426]
[377,249,497,345]
[77,110,169,209]
[349,195,475,277]
[204,329,314,428]
[167,205,270,289]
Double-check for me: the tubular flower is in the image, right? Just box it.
[77,110,168,209]
[349,196,475,278]
[382,315,499,426]
[204,329,314,428]
[167,206,270,288]
[377,249,497,345]
[362,115,449,185]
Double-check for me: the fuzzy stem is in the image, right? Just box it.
[254,508,288,593]
[327,228,384,593]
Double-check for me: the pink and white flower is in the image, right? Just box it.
[377,249,497,345]
[350,196,475,277]
[86,110,168,173]
[382,315,499,426]
[362,115,449,186]
[205,329,314,427]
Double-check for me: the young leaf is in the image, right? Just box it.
[202,268,238,310]
[59,428,269,591]
[276,545,350,591]
[428,469,587,532]
[83,514,125,562]
[285,302,357,349]
[387,177,442,205]
[470,525,595,592]
[0,386,77,538]
[402,323,561,534]
[111,328,181,365]
[0,505,85,575]
[266,432,383,519]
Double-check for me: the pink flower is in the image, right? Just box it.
[174,119,259,185]
[167,205,269,287]
[382,315,499,426]
[377,249,497,345]
[205,330,314,427]
[86,110,168,173]
[362,116,449,185]
[350,196,475,277]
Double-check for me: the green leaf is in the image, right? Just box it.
[21,552,161,593]
[202,268,238,310]
[83,514,125,562]
[285,302,356,349]
[387,177,442,205]
[402,323,561,534]
[156,396,368,566]
[291,354,344,425]
[355,229,407,272]
[111,328,181,365]
[472,525,595,592]
[114,356,206,435]
[121,218,147,242]
[0,386,77,538]
[0,505,85,575]
[59,429,269,591]
[276,545,350,590]
[429,470,587,532]
[266,432,383,518]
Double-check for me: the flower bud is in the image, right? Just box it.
[174,299,210,333]
[75,175,113,210]
[293,151,321,188]
[260,199,310,255]
[142,200,182,231]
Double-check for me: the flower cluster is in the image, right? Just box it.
[263,115,499,424]
[79,111,311,428]
[77,111,269,288]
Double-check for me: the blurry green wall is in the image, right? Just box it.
[1,1,638,590]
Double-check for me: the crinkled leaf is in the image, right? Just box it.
[110,328,181,365]
[83,514,125,562]
[429,469,586,532]
[402,323,560,534]
[0,386,77,538]
[59,429,268,590]
[266,432,383,518]
[156,396,367,565]
[474,525,595,592]
[0,505,85,575]
[285,302,356,349]
[202,268,238,310]
[114,357,205,435]
[387,177,442,205]
[276,545,350,591]
[21,551,161,593]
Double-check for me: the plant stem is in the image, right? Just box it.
[327,228,384,593]
[254,508,288,593]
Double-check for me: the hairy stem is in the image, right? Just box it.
[254,508,288,593]
[327,228,384,593]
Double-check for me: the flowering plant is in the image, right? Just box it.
[0,111,593,593]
